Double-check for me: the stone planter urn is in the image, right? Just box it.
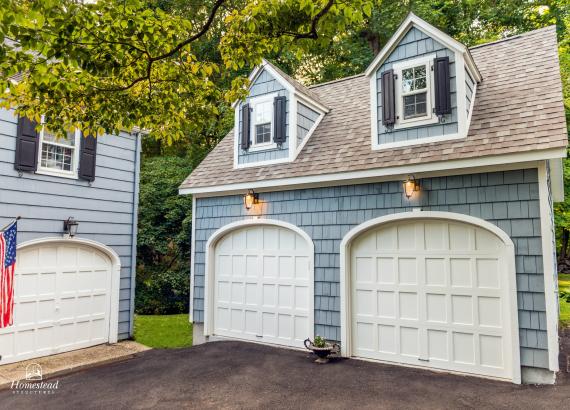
[304,337,340,363]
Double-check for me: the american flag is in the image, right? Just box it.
[0,221,17,328]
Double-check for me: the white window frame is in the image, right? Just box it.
[393,54,438,129]
[36,116,81,179]
[248,93,278,152]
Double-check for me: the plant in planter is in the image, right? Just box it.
[304,336,340,363]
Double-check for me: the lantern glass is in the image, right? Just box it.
[403,178,417,198]
[244,190,258,210]
[64,217,79,237]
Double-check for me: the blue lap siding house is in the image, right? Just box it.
[0,108,141,364]
[180,14,567,384]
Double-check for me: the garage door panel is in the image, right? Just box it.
[214,224,312,348]
[351,219,515,381]
[0,243,113,364]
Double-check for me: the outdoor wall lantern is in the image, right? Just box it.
[63,217,79,237]
[403,176,420,199]
[244,189,259,210]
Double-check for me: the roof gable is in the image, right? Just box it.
[364,12,481,82]
[234,59,330,113]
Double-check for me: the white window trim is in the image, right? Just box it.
[36,118,81,179]
[248,93,278,151]
[393,54,438,129]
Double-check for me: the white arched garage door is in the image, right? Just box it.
[206,220,314,349]
[341,212,520,383]
[0,238,120,364]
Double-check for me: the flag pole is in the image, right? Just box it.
[0,216,20,232]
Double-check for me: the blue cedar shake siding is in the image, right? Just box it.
[465,68,475,117]
[193,169,551,370]
[237,69,290,164]
[296,102,320,148]
[376,27,458,144]
[0,108,139,340]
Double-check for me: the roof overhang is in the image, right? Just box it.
[231,59,330,113]
[364,12,482,82]
[180,147,567,196]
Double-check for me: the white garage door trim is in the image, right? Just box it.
[204,219,314,345]
[16,237,122,345]
[339,211,521,384]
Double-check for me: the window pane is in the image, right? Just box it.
[414,66,426,78]
[415,92,427,103]
[403,92,428,119]
[41,143,75,171]
[402,68,414,81]
[255,123,271,144]
[401,64,428,93]
[43,129,76,146]
[415,77,426,90]
[255,101,272,124]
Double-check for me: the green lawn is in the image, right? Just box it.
[134,314,193,349]
[560,274,570,328]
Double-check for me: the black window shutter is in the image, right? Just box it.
[14,116,39,172]
[381,69,396,126]
[240,103,250,150]
[79,132,97,181]
[273,96,287,145]
[434,56,451,116]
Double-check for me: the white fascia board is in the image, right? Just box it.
[364,12,481,83]
[549,157,565,202]
[179,147,566,196]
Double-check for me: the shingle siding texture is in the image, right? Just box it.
[182,26,567,190]
[237,69,289,164]
[0,108,138,340]
[297,102,320,147]
[465,68,475,117]
[193,169,550,369]
[376,27,458,144]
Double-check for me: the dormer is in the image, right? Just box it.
[366,13,482,149]
[233,60,329,169]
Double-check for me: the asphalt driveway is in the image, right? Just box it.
[1,340,569,409]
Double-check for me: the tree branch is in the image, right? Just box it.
[289,0,335,40]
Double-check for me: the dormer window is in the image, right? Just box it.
[402,65,427,119]
[252,96,274,146]
[393,55,437,128]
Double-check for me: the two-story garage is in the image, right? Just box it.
[0,109,141,363]
[180,14,568,384]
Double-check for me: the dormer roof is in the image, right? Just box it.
[364,12,481,82]
[233,59,330,113]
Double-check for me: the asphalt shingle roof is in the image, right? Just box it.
[181,26,567,190]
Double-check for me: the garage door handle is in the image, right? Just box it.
[418,358,429,362]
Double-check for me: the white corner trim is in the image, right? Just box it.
[189,196,196,322]
[370,74,378,148]
[203,219,315,339]
[455,52,469,138]
[182,148,567,196]
[288,93,298,162]
[17,237,122,344]
[339,211,521,384]
[537,161,560,372]
[549,158,565,203]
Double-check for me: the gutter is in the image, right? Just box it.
[128,132,142,338]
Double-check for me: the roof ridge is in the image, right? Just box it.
[469,25,556,50]
[309,73,366,89]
